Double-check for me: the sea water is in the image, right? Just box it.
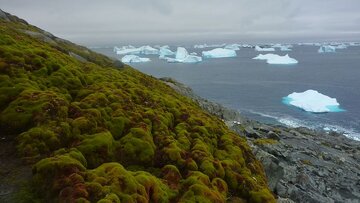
[93,45,360,141]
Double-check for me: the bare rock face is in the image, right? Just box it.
[232,122,360,203]
[163,77,360,203]
[0,9,10,21]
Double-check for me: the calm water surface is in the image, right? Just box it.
[93,45,360,140]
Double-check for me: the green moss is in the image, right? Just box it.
[0,16,275,203]
[77,132,115,168]
[117,128,155,166]
[17,126,60,158]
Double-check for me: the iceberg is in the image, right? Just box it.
[255,46,275,52]
[282,90,344,113]
[140,45,160,55]
[114,45,159,55]
[280,46,292,51]
[318,45,336,53]
[115,46,141,55]
[224,44,241,51]
[121,55,150,63]
[194,43,226,49]
[253,54,298,64]
[334,44,347,49]
[202,48,237,58]
[159,46,175,57]
[162,47,202,63]
[242,44,254,48]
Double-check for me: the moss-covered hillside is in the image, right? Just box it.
[0,10,275,202]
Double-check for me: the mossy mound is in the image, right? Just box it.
[0,11,275,202]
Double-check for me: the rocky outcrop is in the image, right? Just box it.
[162,77,360,203]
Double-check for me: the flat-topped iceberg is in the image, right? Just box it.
[318,45,336,53]
[283,90,344,113]
[253,54,298,64]
[224,44,241,51]
[121,55,150,63]
[202,48,237,58]
[162,47,202,63]
[114,45,159,55]
[255,46,275,52]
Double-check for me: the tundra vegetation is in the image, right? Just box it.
[0,12,275,202]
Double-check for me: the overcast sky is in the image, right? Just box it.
[1,0,360,46]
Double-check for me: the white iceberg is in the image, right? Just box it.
[159,46,175,57]
[253,54,298,64]
[224,44,241,51]
[202,48,237,58]
[121,55,150,63]
[255,46,275,52]
[162,47,202,63]
[114,45,159,55]
[115,46,141,55]
[280,46,292,51]
[318,45,336,53]
[334,44,347,49]
[282,90,344,113]
[242,44,253,48]
[194,43,226,49]
[140,45,160,55]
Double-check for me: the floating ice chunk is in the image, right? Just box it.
[282,90,344,113]
[224,44,241,51]
[253,54,298,64]
[280,46,292,51]
[202,48,237,58]
[162,47,202,63]
[242,44,253,48]
[115,46,141,55]
[114,45,159,55]
[176,47,189,60]
[190,52,198,55]
[334,44,347,49]
[121,55,150,63]
[318,45,336,53]
[159,46,175,57]
[140,45,160,55]
[194,43,226,49]
[255,46,275,52]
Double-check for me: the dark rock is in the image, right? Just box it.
[244,126,262,138]
[162,77,360,203]
[0,9,9,21]
[113,60,125,69]
[268,131,281,140]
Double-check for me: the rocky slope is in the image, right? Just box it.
[0,9,275,202]
[161,78,360,203]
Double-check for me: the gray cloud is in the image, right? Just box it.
[1,0,360,45]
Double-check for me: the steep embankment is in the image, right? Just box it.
[161,78,360,203]
[0,10,275,202]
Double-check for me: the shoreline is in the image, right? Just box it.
[160,77,360,203]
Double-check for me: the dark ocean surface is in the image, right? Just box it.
[92,44,360,141]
